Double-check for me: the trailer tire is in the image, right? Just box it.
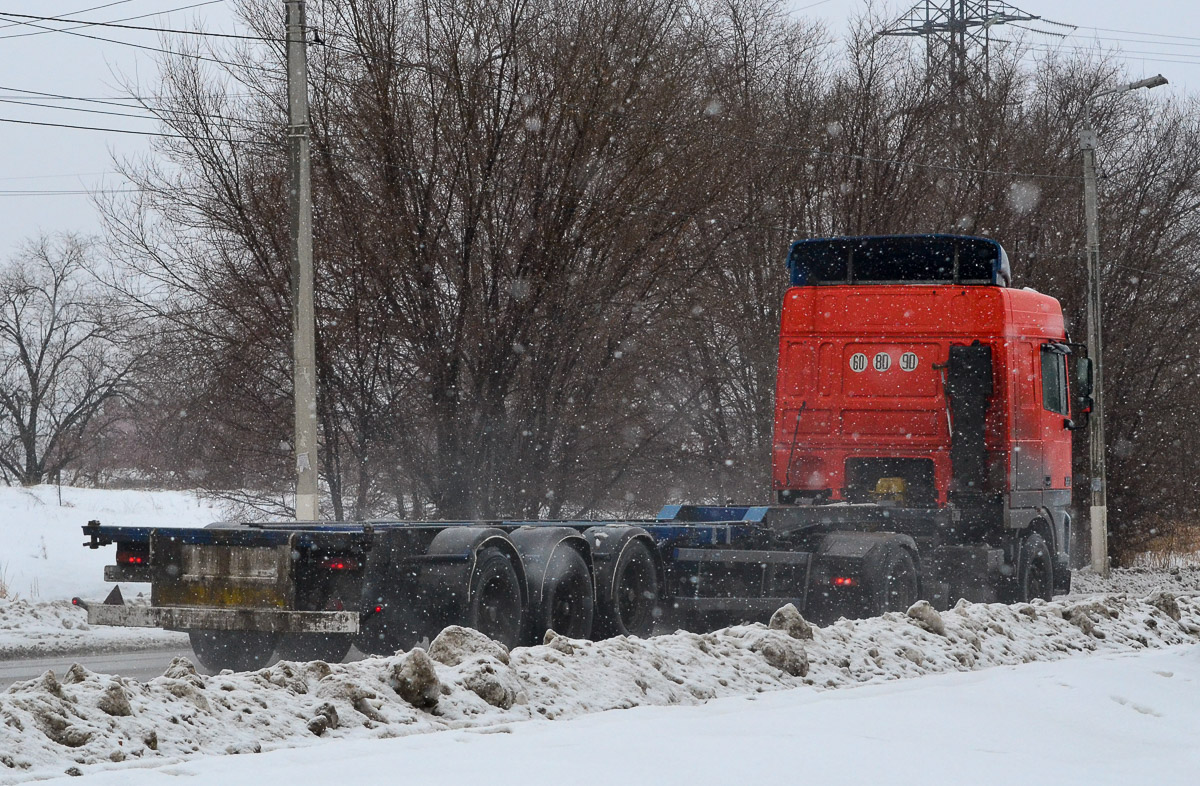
[465,546,524,649]
[1018,533,1054,602]
[526,546,594,643]
[593,537,659,639]
[188,630,279,672]
[871,545,919,615]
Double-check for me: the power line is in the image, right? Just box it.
[0,0,134,32]
[0,85,279,130]
[0,1,225,41]
[1081,26,1200,44]
[0,5,275,43]
[0,170,113,181]
[0,188,139,196]
[999,37,1200,64]
[992,36,1200,67]
[0,11,275,73]
[0,113,275,143]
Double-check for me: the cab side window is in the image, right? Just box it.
[1041,347,1068,415]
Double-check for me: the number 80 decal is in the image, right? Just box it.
[848,351,920,373]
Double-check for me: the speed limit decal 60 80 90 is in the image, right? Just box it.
[899,351,918,371]
[849,352,868,373]
[872,352,891,372]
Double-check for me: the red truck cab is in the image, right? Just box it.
[772,236,1088,574]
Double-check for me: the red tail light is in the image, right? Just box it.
[319,556,360,571]
[831,576,857,587]
[116,547,148,565]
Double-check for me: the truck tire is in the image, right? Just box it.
[465,546,524,649]
[188,630,279,672]
[526,546,594,643]
[1018,533,1054,602]
[593,537,659,639]
[870,545,919,615]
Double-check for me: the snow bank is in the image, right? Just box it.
[2,591,1197,783]
[0,486,220,602]
[0,599,184,661]
[1072,565,1200,596]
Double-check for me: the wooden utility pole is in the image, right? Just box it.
[286,0,318,520]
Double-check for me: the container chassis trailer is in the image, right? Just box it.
[77,235,1088,672]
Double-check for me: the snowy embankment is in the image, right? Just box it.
[38,646,1200,786]
[2,590,1198,783]
[0,486,222,658]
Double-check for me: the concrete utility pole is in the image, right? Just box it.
[286,0,319,520]
[1080,73,1167,576]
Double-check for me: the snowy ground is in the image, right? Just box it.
[28,645,1199,786]
[1,590,1197,783]
[0,486,221,657]
[0,486,221,602]
[2,485,1200,783]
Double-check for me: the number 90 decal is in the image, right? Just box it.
[848,350,919,373]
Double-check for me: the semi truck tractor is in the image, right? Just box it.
[77,234,1092,672]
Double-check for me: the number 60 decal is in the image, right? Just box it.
[849,350,919,373]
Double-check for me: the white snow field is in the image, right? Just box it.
[30,645,1200,786]
[0,486,222,658]
[0,485,221,602]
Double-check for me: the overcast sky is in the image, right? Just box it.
[0,0,1193,257]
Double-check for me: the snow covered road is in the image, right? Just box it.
[39,645,1200,786]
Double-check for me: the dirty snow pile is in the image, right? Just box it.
[1072,565,1200,596]
[0,599,184,661]
[1,591,1197,783]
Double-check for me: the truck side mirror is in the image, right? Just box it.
[1067,355,1092,428]
[1070,356,1093,399]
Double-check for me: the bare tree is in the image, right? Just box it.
[0,235,146,485]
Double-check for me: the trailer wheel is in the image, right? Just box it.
[466,546,524,649]
[1018,533,1054,602]
[527,546,594,643]
[594,538,659,639]
[871,546,919,615]
[188,630,279,673]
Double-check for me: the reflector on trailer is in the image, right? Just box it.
[320,556,360,571]
[832,576,857,587]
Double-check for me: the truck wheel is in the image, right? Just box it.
[872,546,919,615]
[188,630,279,672]
[594,538,659,639]
[466,546,524,648]
[1018,533,1054,602]
[527,546,594,643]
[275,633,354,664]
